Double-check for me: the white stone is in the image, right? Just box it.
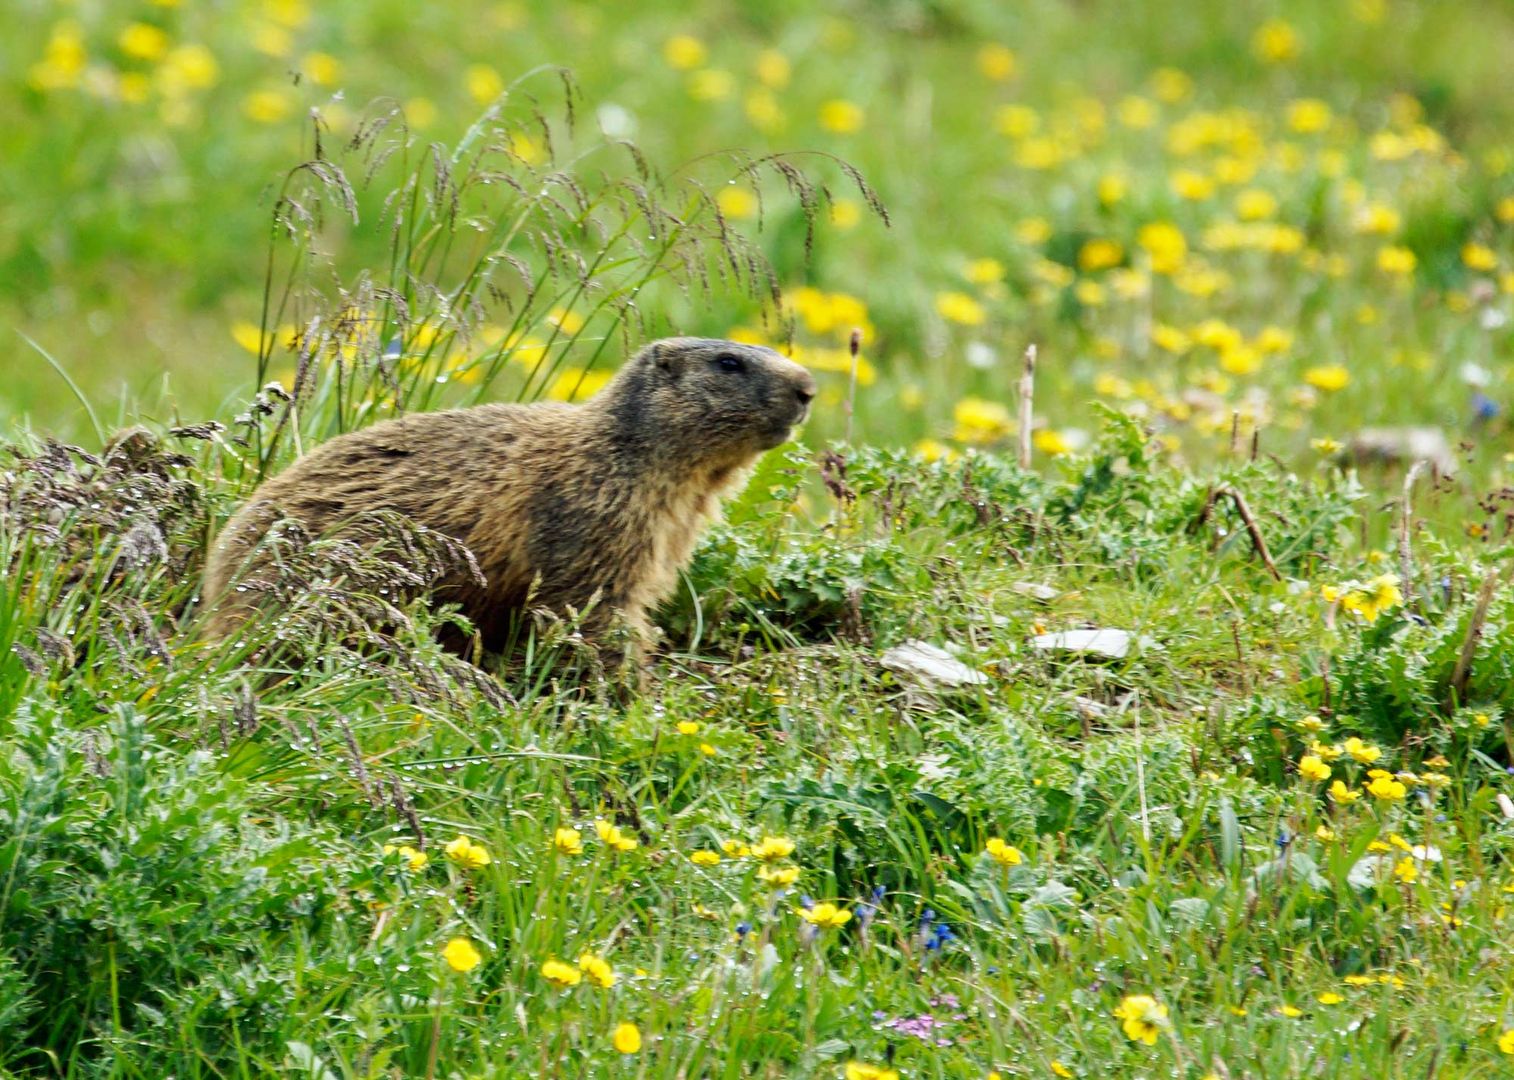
[880,640,990,687]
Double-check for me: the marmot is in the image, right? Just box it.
[201,337,816,660]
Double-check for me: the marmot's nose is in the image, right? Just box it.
[794,375,817,406]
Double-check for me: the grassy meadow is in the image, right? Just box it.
[5,0,1514,1077]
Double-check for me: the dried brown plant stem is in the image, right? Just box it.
[1449,566,1502,708]
[1018,344,1037,469]
[844,327,862,445]
[1194,486,1284,582]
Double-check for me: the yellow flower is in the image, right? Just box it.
[1499,1029,1514,1055]
[1463,243,1498,271]
[1344,974,1374,986]
[1050,1063,1073,1078]
[1015,217,1052,244]
[819,99,865,134]
[1078,238,1124,272]
[1340,575,1404,624]
[952,397,1013,443]
[663,34,707,70]
[1034,430,1072,456]
[830,199,862,229]
[465,63,503,105]
[1299,756,1332,782]
[758,865,800,888]
[1252,19,1301,63]
[594,819,639,853]
[755,49,790,88]
[1315,825,1336,841]
[1288,99,1333,134]
[444,835,492,870]
[119,22,170,61]
[1367,775,1407,802]
[1150,67,1193,103]
[541,959,583,988]
[1354,203,1401,236]
[1303,365,1349,392]
[612,1021,642,1054]
[1137,222,1187,274]
[383,843,430,871]
[1235,188,1279,221]
[677,720,701,735]
[1316,991,1344,1005]
[302,51,342,87]
[936,291,987,326]
[1393,857,1418,883]
[1171,169,1216,201]
[578,951,616,988]
[1117,94,1158,129]
[689,850,721,867]
[1311,438,1342,454]
[985,837,1024,866]
[1279,1004,1304,1018]
[160,43,219,91]
[1098,173,1128,206]
[243,89,294,124]
[845,1064,900,1080]
[964,257,1006,285]
[1113,995,1168,1045]
[977,43,1016,81]
[751,835,795,862]
[553,827,585,856]
[442,937,482,973]
[1342,737,1382,764]
[797,902,852,929]
[721,839,751,858]
[1377,245,1417,276]
[1309,740,1342,761]
[1151,324,1191,354]
[1329,779,1362,805]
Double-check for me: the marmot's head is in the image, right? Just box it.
[597,337,817,462]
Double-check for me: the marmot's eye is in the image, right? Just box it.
[715,353,746,373]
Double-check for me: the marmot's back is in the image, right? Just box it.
[200,338,815,657]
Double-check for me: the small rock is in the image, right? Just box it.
[1010,582,1058,603]
[1031,628,1134,660]
[880,640,990,687]
[1346,427,1455,474]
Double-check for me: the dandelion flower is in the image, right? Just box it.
[612,1022,642,1054]
[976,43,1016,81]
[541,959,583,988]
[444,835,491,869]
[1113,994,1168,1045]
[1377,245,1417,276]
[676,720,701,735]
[1279,1004,1304,1018]
[578,951,616,988]
[1463,243,1498,272]
[663,35,707,70]
[442,937,482,973]
[1252,19,1301,63]
[751,835,796,862]
[594,820,639,853]
[819,99,864,134]
[845,1063,900,1080]
[936,291,988,326]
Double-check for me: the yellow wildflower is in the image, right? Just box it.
[758,865,800,888]
[1340,575,1404,624]
[985,837,1024,866]
[1288,99,1333,134]
[382,843,429,871]
[936,291,988,326]
[1329,780,1362,805]
[578,951,616,988]
[677,720,700,735]
[1377,246,1417,276]
[242,89,294,124]
[1318,992,1344,1005]
[1342,737,1382,764]
[541,959,583,988]
[1113,995,1168,1045]
[964,257,1006,285]
[663,35,707,70]
[1367,775,1407,802]
[751,835,795,862]
[612,1022,642,1054]
[1303,365,1350,392]
[594,820,639,853]
[1137,222,1187,274]
[1393,857,1418,883]
[444,835,491,870]
[1078,238,1124,272]
[442,937,482,973]
[119,22,170,61]
[689,850,721,867]
[977,43,1016,81]
[797,902,852,929]
[1252,19,1301,63]
[1279,1004,1304,1018]
[755,49,790,88]
[819,99,865,134]
[1299,756,1331,782]
[1463,243,1498,271]
[465,64,503,104]
[1499,1029,1514,1055]
[553,827,585,856]
[845,1064,900,1080]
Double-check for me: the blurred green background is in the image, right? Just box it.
[4,0,1514,472]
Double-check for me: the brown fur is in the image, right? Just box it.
[201,338,816,657]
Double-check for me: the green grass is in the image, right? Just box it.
[6,0,1514,1076]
